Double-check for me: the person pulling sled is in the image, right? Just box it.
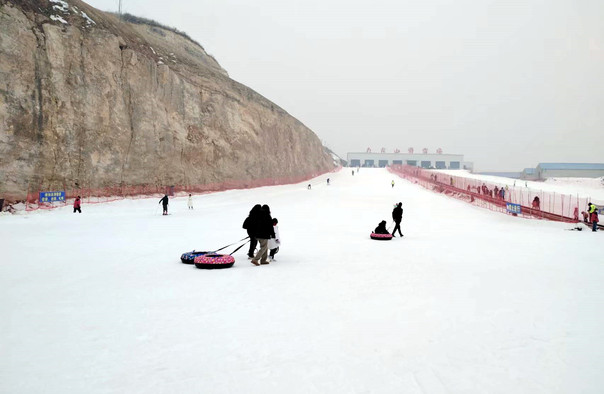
[391,202,403,237]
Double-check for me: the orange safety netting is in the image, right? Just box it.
[23,167,340,211]
[388,165,592,223]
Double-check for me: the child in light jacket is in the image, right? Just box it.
[268,218,280,261]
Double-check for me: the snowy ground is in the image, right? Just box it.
[1,168,603,393]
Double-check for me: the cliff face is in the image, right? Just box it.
[0,0,333,200]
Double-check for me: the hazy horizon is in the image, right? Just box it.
[87,0,603,172]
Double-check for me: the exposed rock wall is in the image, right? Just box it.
[0,0,333,200]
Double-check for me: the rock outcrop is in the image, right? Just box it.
[0,0,333,201]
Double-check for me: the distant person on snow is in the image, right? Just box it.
[188,194,193,210]
[581,211,589,223]
[268,218,281,261]
[391,202,403,237]
[352,170,354,176]
[251,205,275,266]
[532,196,540,210]
[374,220,389,235]
[307,184,312,190]
[589,203,599,232]
[391,180,395,188]
[159,195,169,215]
[327,178,330,185]
[73,196,82,213]
[243,204,262,259]
[573,206,579,221]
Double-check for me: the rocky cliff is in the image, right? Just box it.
[0,0,333,201]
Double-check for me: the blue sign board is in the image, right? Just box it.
[506,202,522,214]
[39,191,65,203]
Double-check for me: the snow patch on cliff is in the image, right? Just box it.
[80,11,96,25]
[50,14,68,24]
[50,0,69,13]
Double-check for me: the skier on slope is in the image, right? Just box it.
[187,194,194,210]
[159,195,169,215]
[391,202,403,237]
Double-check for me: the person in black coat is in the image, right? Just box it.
[374,220,389,234]
[251,204,275,266]
[391,202,403,237]
[243,204,262,258]
[159,195,169,215]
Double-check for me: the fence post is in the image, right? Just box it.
[25,181,30,211]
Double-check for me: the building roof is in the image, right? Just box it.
[523,168,536,174]
[537,163,604,170]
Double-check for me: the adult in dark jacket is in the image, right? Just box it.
[159,195,169,215]
[251,205,275,266]
[243,204,262,258]
[374,220,389,234]
[391,202,403,237]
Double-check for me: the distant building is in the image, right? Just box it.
[346,151,471,170]
[521,168,538,180]
[535,163,604,179]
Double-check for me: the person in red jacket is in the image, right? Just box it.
[73,196,82,213]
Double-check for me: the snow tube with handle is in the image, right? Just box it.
[180,251,210,264]
[370,232,393,240]
[194,254,235,269]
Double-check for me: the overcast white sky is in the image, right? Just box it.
[87,0,603,171]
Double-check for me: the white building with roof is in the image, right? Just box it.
[535,163,604,179]
[346,150,471,170]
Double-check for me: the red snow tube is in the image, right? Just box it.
[194,254,235,269]
[370,232,393,240]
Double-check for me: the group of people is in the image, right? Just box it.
[374,202,404,237]
[584,203,600,232]
[471,183,507,200]
[242,204,281,265]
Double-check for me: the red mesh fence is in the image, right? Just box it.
[22,167,340,212]
[389,165,598,223]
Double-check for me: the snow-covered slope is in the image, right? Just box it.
[1,169,602,393]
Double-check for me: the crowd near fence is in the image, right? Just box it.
[388,165,602,224]
[17,168,340,212]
